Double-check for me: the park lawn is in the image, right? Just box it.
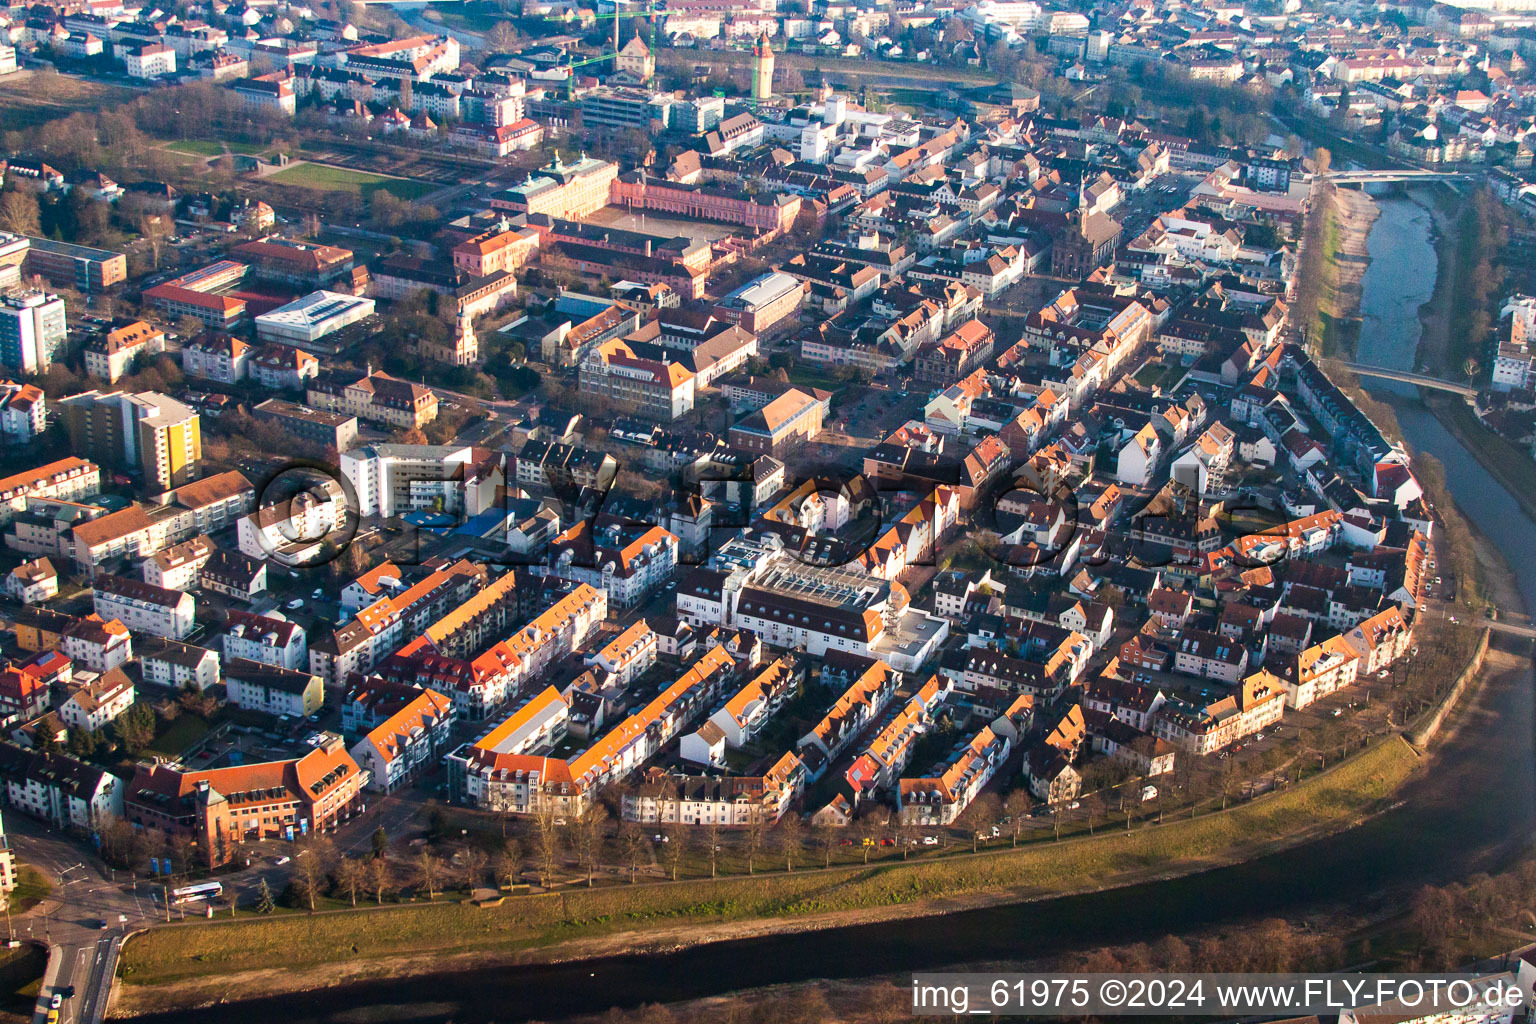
[787,365,846,393]
[168,140,266,157]
[148,715,210,758]
[265,163,434,201]
[120,738,1418,986]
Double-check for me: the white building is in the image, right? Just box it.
[0,291,66,375]
[221,609,308,671]
[254,291,377,346]
[0,745,123,831]
[139,639,220,692]
[59,669,136,733]
[92,573,196,640]
[224,658,323,718]
[124,42,177,78]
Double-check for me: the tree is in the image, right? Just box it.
[704,819,723,879]
[572,802,608,887]
[486,21,521,51]
[775,813,804,872]
[495,839,523,890]
[66,728,100,759]
[292,837,334,912]
[368,856,393,905]
[0,191,41,236]
[462,847,490,890]
[253,877,276,914]
[336,856,368,907]
[1311,146,1332,175]
[139,214,171,271]
[743,808,767,874]
[113,703,156,755]
[860,811,889,864]
[812,822,837,868]
[618,823,647,883]
[892,815,917,859]
[416,848,442,900]
[1004,791,1031,847]
[963,793,1001,852]
[660,823,687,881]
[371,827,389,859]
[532,803,565,888]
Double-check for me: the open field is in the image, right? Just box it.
[167,140,267,157]
[264,163,435,201]
[118,738,1418,997]
[0,71,141,130]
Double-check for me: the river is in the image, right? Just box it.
[1353,191,1536,618]
[123,194,1536,1024]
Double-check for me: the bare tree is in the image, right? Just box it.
[533,803,565,888]
[618,822,647,883]
[704,819,723,878]
[743,808,767,874]
[775,812,804,872]
[494,839,523,890]
[462,847,490,890]
[368,856,393,904]
[963,793,1001,852]
[812,822,837,868]
[660,823,687,881]
[893,813,918,859]
[416,848,442,900]
[860,810,889,864]
[336,856,368,907]
[573,802,609,887]
[293,837,335,912]
[1004,790,1031,847]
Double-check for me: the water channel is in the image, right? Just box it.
[128,191,1536,1024]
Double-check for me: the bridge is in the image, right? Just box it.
[1328,361,1478,397]
[1325,169,1479,185]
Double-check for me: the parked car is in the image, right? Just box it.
[921,835,938,845]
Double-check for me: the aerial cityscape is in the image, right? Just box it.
[0,0,1532,1019]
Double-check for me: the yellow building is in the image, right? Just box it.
[58,390,201,492]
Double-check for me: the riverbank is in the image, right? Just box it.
[112,738,1421,1017]
[1321,187,1378,359]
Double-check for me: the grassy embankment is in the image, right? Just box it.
[120,738,1418,987]
[1292,185,1359,360]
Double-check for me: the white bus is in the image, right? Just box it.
[165,881,223,906]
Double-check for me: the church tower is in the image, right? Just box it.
[751,32,774,102]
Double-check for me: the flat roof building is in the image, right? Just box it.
[254,291,376,346]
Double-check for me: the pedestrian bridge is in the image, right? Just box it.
[1325,169,1479,185]
[1328,361,1477,397]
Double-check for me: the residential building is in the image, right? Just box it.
[0,744,123,831]
[92,573,196,640]
[220,610,308,671]
[59,668,135,733]
[86,321,164,383]
[224,658,324,718]
[0,291,66,375]
[349,688,456,792]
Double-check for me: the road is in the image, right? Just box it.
[7,817,157,1024]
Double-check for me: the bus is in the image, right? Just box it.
[164,882,223,906]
